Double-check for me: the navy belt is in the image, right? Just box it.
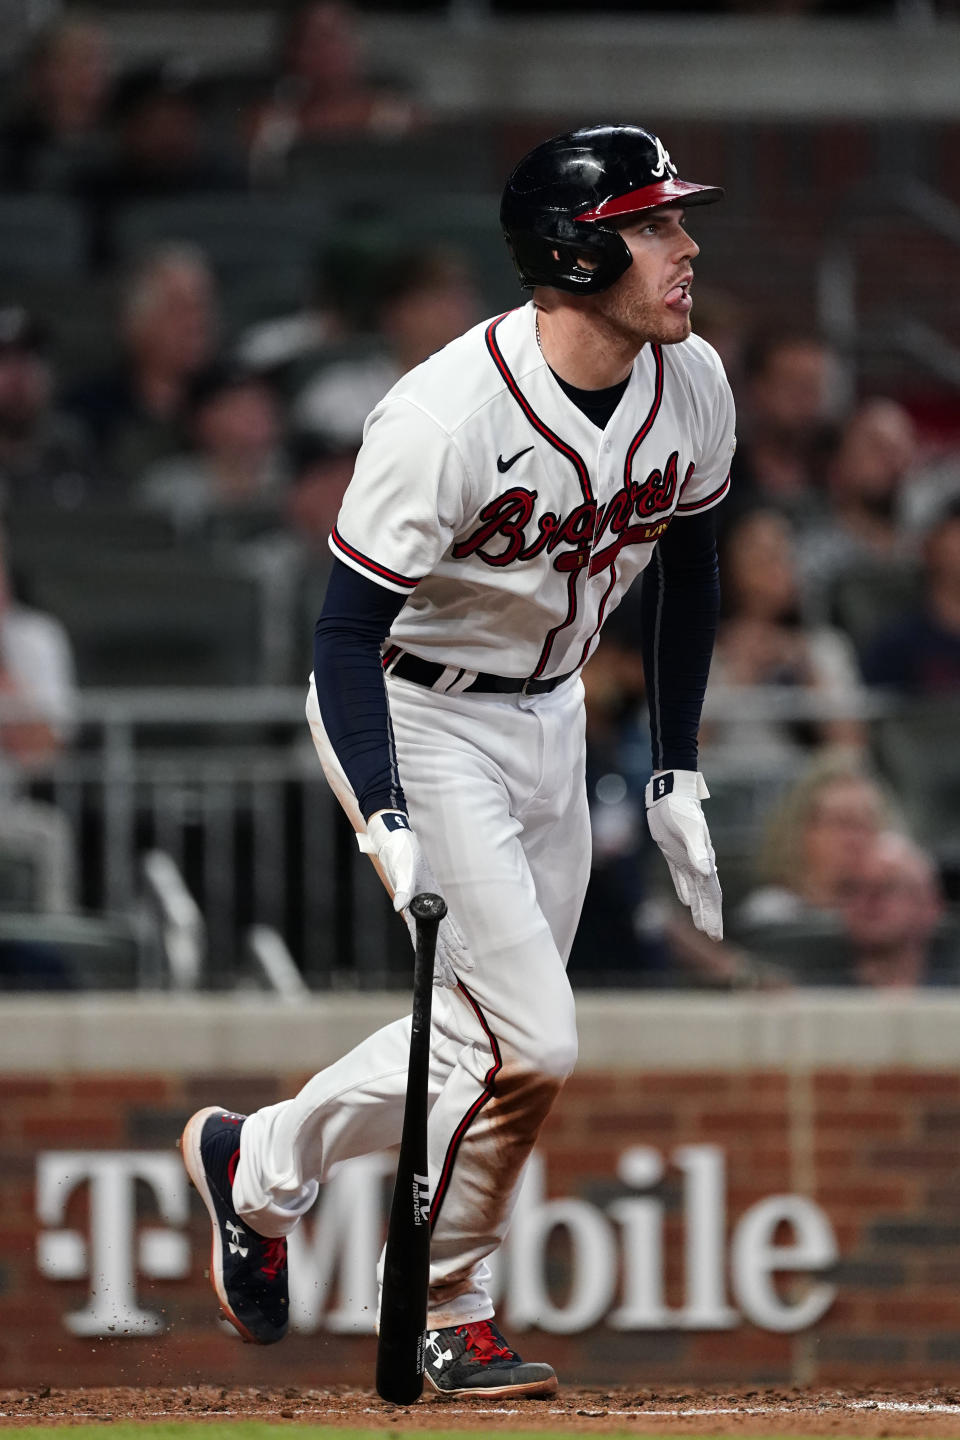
[390,651,575,697]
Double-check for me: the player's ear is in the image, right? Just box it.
[550,247,599,273]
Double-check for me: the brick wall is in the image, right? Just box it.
[2,994,960,1389]
[1,996,960,1388]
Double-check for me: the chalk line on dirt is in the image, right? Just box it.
[6,1400,960,1421]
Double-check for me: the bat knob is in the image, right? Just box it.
[410,892,447,923]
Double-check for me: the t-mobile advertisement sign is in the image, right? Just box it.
[36,1143,838,1339]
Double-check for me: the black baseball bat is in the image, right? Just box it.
[376,891,446,1405]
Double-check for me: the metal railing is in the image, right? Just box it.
[818,176,960,388]
[0,682,939,991]
[5,687,403,989]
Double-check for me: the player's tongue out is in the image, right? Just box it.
[665,282,691,311]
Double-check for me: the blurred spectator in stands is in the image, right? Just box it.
[257,428,359,661]
[491,1,949,11]
[702,507,867,777]
[0,529,77,916]
[491,0,881,10]
[284,429,356,560]
[726,329,846,530]
[98,59,243,199]
[899,443,960,537]
[861,496,960,695]
[293,244,480,449]
[80,58,246,263]
[248,1,420,182]
[0,17,111,190]
[265,244,476,564]
[569,599,669,985]
[736,751,894,929]
[0,305,98,511]
[67,244,219,485]
[569,599,788,991]
[691,286,749,390]
[237,236,377,378]
[137,359,289,538]
[837,829,956,988]
[797,397,920,620]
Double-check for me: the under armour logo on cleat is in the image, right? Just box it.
[226,1220,249,1257]
[426,1331,454,1369]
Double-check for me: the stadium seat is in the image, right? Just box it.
[874,701,960,853]
[111,194,334,283]
[0,911,142,991]
[20,547,296,687]
[930,909,960,979]
[0,195,87,277]
[0,810,73,915]
[726,916,855,985]
[275,332,388,401]
[284,124,501,202]
[314,198,519,325]
[0,852,42,913]
[711,850,764,918]
[8,272,120,386]
[6,503,179,558]
[829,561,923,654]
[219,264,317,340]
[700,770,794,853]
[410,194,521,313]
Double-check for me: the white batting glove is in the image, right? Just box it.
[644,770,723,941]
[357,810,472,988]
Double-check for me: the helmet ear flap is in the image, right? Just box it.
[506,221,633,295]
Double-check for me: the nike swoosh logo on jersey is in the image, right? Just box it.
[497,446,534,473]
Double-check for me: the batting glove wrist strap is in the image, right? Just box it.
[357,809,411,852]
[359,810,420,912]
[644,769,723,942]
[645,769,710,806]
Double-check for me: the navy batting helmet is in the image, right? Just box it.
[500,124,723,297]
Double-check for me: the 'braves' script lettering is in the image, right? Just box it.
[452,488,538,567]
[452,456,693,572]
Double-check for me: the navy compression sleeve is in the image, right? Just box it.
[313,558,408,820]
[640,509,721,772]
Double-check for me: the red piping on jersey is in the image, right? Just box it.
[331,525,420,590]
[578,564,620,669]
[675,471,731,513]
[531,567,582,679]
[381,643,401,670]
[430,981,502,1229]
[484,316,593,504]
[621,345,664,489]
[570,343,666,672]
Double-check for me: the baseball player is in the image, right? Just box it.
[181,123,734,1397]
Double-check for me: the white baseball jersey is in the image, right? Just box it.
[330,301,736,681]
[240,301,737,1333]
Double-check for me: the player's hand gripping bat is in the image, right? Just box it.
[375,892,446,1405]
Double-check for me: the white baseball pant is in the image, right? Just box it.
[232,670,591,1327]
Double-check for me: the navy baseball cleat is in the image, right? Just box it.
[179,1105,289,1344]
[423,1319,558,1398]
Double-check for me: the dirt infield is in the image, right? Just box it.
[5,1386,960,1434]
